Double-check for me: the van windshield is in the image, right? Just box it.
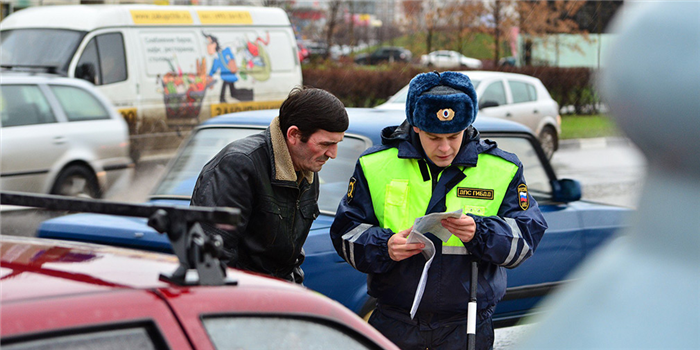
[1,29,85,74]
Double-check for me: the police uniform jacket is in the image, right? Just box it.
[330,121,548,329]
[191,117,320,283]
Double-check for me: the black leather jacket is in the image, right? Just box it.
[191,117,320,283]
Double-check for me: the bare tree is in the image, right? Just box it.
[444,0,487,55]
[349,1,356,47]
[484,0,517,67]
[324,0,344,59]
[423,0,442,55]
[516,0,588,66]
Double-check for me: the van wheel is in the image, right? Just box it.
[539,126,558,160]
[51,165,102,199]
[359,297,377,322]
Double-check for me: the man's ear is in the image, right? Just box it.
[286,126,301,145]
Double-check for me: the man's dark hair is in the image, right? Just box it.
[279,87,348,142]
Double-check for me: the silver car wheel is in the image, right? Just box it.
[539,127,558,160]
[51,165,101,198]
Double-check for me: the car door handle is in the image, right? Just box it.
[53,136,67,145]
[506,112,512,117]
[533,109,539,114]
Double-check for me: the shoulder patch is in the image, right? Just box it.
[518,184,529,210]
[347,177,357,203]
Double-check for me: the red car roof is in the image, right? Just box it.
[1,236,296,302]
[1,236,399,350]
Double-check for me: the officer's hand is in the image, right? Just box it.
[441,214,476,242]
[388,226,424,261]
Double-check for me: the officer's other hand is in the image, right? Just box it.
[441,214,476,242]
[388,226,424,261]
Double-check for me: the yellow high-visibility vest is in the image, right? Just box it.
[360,148,518,255]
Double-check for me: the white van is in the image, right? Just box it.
[0,5,302,160]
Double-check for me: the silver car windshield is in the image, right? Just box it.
[0,29,85,73]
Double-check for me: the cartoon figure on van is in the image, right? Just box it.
[204,32,240,103]
[238,32,272,82]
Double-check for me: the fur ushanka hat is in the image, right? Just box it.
[405,71,478,134]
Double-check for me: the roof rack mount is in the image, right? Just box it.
[0,191,240,286]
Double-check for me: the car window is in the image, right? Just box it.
[50,85,110,121]
[75,39,101,85]
[154,126,547,210]
[0,85,56,127]
[509,81,536,104]
[528,84,538,100]
[96,33,128,85]
[486,136,551,195]
[203,316,380,350]
[480,81,507,107]
[2,326,164,350]
[152,127,368,213]
[318,136,368,212]
[153,127,261,197]
[0,29,85,74]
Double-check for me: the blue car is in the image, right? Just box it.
[38,108,631,326]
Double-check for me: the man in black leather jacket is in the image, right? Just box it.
[191,87,348,283]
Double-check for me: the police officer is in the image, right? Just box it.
[330,71,548,350]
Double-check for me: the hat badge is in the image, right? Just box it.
[436,108,455,121]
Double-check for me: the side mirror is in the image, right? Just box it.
[479,100,499,110]
[551,179,582,203]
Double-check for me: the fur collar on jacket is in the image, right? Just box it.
[269,117,314,184]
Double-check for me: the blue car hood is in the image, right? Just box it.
[37,199,336,254]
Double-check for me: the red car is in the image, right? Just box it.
[0,235,399,350]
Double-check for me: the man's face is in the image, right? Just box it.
[206,38,216,55]
[414,126,464,167]
[288,128,344,173]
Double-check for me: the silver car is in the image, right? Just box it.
[377,71,561,159]
[420,50,483,69]
[1,70,133,198]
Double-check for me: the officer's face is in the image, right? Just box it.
[414,127,464,167]
[288,127,344,173]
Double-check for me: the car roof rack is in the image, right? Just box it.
[0,64,65,76]
[0,191,240,287]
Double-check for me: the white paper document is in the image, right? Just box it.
[406,209,463,318]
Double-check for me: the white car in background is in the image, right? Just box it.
[1,69,133,198]
[420,50,483,69]
[376,70,561,159]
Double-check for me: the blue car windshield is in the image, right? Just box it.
[0,29,85,74]
[152,127,368,213]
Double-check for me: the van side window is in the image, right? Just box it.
[75,33,127,86]
[76,39,101,85]
[50,85,110,122]
[0,85,57,127]
[97,33,127,84]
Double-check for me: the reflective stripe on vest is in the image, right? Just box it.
[360,148,518,255]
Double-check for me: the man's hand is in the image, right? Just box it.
[441,214,476,242]
[388,226,424,261]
